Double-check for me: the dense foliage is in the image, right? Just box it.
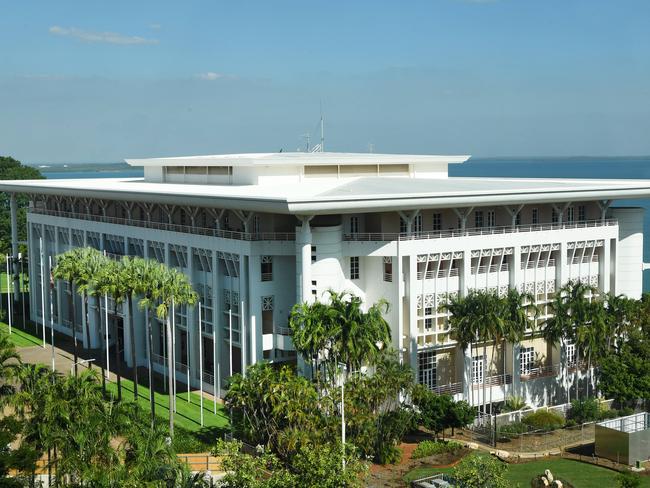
[411,440,463,459]
[412,384,474,437]
[521,410,565,432]
[451,454,509,488]
[0,156,43,255]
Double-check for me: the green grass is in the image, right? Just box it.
[403,453,650,487]
[0,321,44,347]
[0,272,28,293]
[1,321,230,437]
[105,375,230,434]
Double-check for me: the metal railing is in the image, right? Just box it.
[520,363,560,381]
[261,272,273,282]
[30,208,296,242]
[470,263,509,274]
[431,382,463,396]
[472,373,512,388]
[344,218,617,242]
[417,268,460,280]
[275,326,292,336]
[522,258,556,269]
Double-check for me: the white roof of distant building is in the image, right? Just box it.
[4,175,650,215]
[126,152,470,167]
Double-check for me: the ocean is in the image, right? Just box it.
[41,157,650,289]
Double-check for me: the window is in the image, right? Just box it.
[487,210,496,227]
[262,296,274,334]
[432,213,442,231]
[551,208,558,224]
[424,307,433,329]
[253,215,260,234]
[566,343,576,367]
[399,217,407,234]
[261,256,273,281]
[578,205,586,222]
[475,211,484,228]
[515,212,521,226]
[383,257,393,282]
[349,216,359,234]
[311,246,317,263]
[532,208,539,225]
[472,355,484,384]
[418,350,437,389]
[520,346,535,375]
[566,206,575,223]
[350,257,359,280]
[413,214,422,233]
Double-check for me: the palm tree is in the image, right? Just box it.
[154,264,198,437]
[92,257,124,401]
[75,248,107,352]
[52,248,87,376]
[503,289,538,399]
[119,256,142,402]
[0,331,21,400]
[289,300,335,381]
[133,258,162,424]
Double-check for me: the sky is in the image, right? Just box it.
[1,0,649,163]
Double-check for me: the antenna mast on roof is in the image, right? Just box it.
[319,103,324,152]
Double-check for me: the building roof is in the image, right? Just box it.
[125,152,471,167]
[3,175,650,215]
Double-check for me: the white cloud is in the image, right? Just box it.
[48,26,158,45]
[149,23,162,30]
[198,72,224,81]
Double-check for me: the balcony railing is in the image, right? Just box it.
[470,263,509,274]
[417,268,460,280]
[275,326,292,336]
[29,208,296,242]
[520,364,559,381]
[344,219,617,242]
[472,373,512,388]
[522,258,556,269]
[431,382,463,396]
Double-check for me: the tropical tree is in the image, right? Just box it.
[0,331,21,400]
[503,289,537,399]
[134,257,164,424]
[153,264,198,436]
[52,248,87,375]
[120,256,143,402]
[75,247,108,352]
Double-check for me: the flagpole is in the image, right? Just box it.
[198,301,204,426]
[172,299,176,413]
[229,308,233,377]
[213,320,217,413]
[49,256,55,371]
[39,238,45,344]
[6,254,12,334]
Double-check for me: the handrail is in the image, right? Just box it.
[275,326,292,336]
[430,382,463,395]
[29,208,296,242]
[344,219,617,242]
[520,364,559,381]
[472,373,512,387]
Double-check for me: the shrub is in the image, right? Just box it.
[496,421,529,440]
[451,453,509,488]
[568,398,600,424]
[522,410,564,432]
[502,396,527,412]
[411,440,463,459]
[617,471,642,488]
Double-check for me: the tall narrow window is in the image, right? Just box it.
[515,212,521,226]
[311,246,317,263]
[551,208,558,224]
[432,213,442,231]
[261,256,273,281]
[350,216,359,234]
[413,214,422,233]
[487,210,496,227]
[472,355,484,384]
[262,296,274,334]
[399,217,407,234]
[566,342,576,367]
[532,208,539,225]
[350,256,359,280]
[578,205,586,222]
[253,215,260,235]
[418,350,437,389]
[383,257,393,282]
[566,206,575,223]
[475,211,484,228]
[520,346,535,375]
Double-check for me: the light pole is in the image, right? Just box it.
[48,256,55,372]
[339,362,347,471]
[71,358,95,374]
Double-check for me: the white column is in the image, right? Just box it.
[559,242,569,286]
[212,250,222,398]
[9,194,19,301]
[248,254,261,365]
[599,240,611,293]
[296,217,313,304]
[187,247,197,388]
[239,254,247,376]
[408,255,418,379]
[395,240,403,363]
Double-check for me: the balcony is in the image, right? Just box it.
[520,364,560,381]
[29,208,295,242]
[431,382,463,396]
[344,219,617,242]
[472,373,512,388]
[417,268,460,280]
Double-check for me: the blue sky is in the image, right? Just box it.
[1,0,649,163]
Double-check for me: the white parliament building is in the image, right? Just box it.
[1,152,649,407]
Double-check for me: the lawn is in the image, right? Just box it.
[1,321,230,435]
[404,453,650,487]
[0,272,28,293]
[0,321,44,347]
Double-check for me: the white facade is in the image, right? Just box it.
[2,152,649,407]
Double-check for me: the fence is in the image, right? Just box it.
[465,398,616,452]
